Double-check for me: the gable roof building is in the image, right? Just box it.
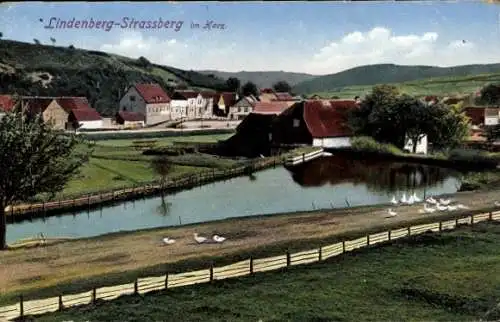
[253,101,291,115]
[133,83,171,104]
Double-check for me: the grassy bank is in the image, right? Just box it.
[32,221,500,322]
[48,134,235,199]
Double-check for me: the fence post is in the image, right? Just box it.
[249,257,254,275]
[407,226,411,236]
[342,241,346,253]
[10,205,13,216]
[318,247,322,261]
[455,217,459,227]
[388,230,391,241]
[366,234,370,246]
[489,212,493,221]
[164,273,169,289]
[42,201,45,213]
[209,264,214,282]
[471,214,474,226]
[134,279,138,294]
[58,294,63,311]
[286,250,291,267]
[439,221,443,232]
[19,295,24,318]
[92,287,96,303]
[88,194,91,207]
[302,153,305,162]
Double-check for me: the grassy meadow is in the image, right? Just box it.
[33,222,500,322]
[58,133,234,198]
[312,72,500,99]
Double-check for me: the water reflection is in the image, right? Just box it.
[288,155,458,193]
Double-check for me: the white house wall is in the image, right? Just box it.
[79,120,103,129]
[171,100,188,119]
[312,137,352,148]
[145,103,171,125]
[404,134,428,154]
[485,116,499,126]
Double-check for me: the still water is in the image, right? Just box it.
[6,156,462,243]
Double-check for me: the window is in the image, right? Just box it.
[130,95,136,102]
[293,119,300,127]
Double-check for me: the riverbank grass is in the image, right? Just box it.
[33,222,500,322]
[94,133,233,147]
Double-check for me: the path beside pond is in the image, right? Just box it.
[0,188,499,304]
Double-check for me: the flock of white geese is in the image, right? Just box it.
[385,192,475,218]
[162,233,227,245]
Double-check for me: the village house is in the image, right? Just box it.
[214,92,238,116]
[463,106,500,126]
[115,111,146,128]
[253,101,291,115]
[272,100,358,148]
[258,88,278,102]
[170,90,208,119]
[227,95,257,120]
[403,135,428,154]
[67,108,103,130]
[273,92,295,101]
[119,83,171,125]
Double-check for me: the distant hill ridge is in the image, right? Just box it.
[292,63,500,94]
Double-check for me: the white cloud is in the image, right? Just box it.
[305,27,500,74]
[90,27,500,75]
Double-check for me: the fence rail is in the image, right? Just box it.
[1,210,499,321]
[5,155,283,219]
[285,148,325,166]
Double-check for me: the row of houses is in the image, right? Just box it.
[0,95,104,130]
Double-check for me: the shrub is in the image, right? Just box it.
[350,136,402,155]
[447,148,499,167]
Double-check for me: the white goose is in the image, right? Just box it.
[194,233,208,244]
[400,193,407,204]
[162,237,176,245]
[390,196,399,205]
[447,205,458,211]
[423,203,436,213]
[439,198,451,206]
[412,192,421,203]
[386,208,397,218]
[406,195,415,205]
[212,234,226,243]
[456,204,469,210]
[494,201,500,207]
[426,196,437,204]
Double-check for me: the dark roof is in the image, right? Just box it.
[22,97,54,113]
[303,100,358,138]
[220,92,237,107]
[463,107,484,126]
[56,97,91,112]
[253,101,290,115]
[0,95,15,112]
[117,111,145,122]
[199,91,218,100]
[134,84,171,104]
[173,90,200,100]
[70,108,102,121]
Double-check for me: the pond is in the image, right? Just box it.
[6,155,462,243]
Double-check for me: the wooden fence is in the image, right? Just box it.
[284,148,325,166]
[5,155,283,220]
[1,210,499,320]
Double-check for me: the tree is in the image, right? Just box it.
[136,56,151,68]
[485,124,500,143]
[50,37,56,46]
[241,81,259,97]
[33,38,40,45]
[0,106,92,250]
[151,156,173,216]
[348,85,468,152]
[272,80,292,93]
[225,77,240,93]
[0,32,3,39]
[477,83,500,105]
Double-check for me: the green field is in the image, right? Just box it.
[312,72,500,99]
[54,134,235,199]
[34,222,500,322]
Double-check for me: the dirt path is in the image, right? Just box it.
[1,189,499,298]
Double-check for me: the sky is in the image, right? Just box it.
[1,1,500,75]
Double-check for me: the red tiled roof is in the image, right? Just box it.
[199,91,218,100]
[220,92,237,107]
[424,95,438,102]
[173,90,199,100]
[0,95,15,112]
[303,100,358,138]
[253,101,290,115]
[22,97,54,114]
[117,111,145,122]
[274,92,294,101]
[260,88,274,94]
[56,97,91,112]
[70,108,102,121]
[134,84,171,104]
